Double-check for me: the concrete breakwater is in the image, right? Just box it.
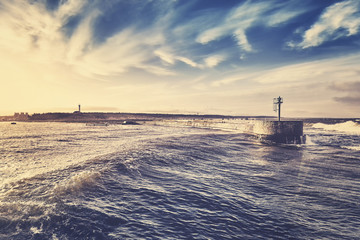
[149,119,305,144]
[150,119,253,132]
[253,121,305,144]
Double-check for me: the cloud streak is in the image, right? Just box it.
[331,79,360,105]
[196,0,306,53]
[290,0,360,48]
[215,54,360,88]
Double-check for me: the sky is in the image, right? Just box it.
[0,0,360,117]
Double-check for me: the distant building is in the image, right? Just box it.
[14,112,29,120]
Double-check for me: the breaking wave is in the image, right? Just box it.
[53,170,102,196]
[312,121,360,134]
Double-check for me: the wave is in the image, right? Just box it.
[53,170,101,196]
[341,145,360,151]
[312,121,360,134]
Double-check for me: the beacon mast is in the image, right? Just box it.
[273,96,283,122]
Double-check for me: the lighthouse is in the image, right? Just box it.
[74,104,81,114]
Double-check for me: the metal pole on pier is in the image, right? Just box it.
[273,96,283,122]
[278,97,281,121]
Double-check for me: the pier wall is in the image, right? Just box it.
[253,121,304,144]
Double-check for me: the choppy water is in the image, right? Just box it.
[0,121,359,239]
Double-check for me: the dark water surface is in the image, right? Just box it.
[0,122,359,239]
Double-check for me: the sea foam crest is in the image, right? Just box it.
[312,121,360,134]
[53,170,101,195]
[0,200,51,222]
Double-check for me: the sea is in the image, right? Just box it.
[0,120,359,240]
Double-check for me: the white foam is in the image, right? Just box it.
[312,121,360,135]
[304,135,316,146]
[30,226,43,234]
[0,200,52,221]
[342,145,360,151]
[53,170,101,196]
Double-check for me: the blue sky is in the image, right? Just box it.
[0,0,360,117]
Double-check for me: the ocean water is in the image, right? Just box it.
[0,121,359,239]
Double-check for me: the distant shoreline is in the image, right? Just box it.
[0,112,358,124]
[1,112,241,123]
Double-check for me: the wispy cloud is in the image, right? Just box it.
[155,48,176,65]
[331,80,360,92]
[290,0,360,49]
[196,1,269,52]
[331,79,360,105]
[211,73,255,88]
[155,48,225,69]
[217,54,360,87]
[204,55,225,68]
[196,0,305,53]
[333,95,360,104]
[0,0,176,81]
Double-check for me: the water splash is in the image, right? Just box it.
[312,121,360,134]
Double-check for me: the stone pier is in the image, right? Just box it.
[253,121,305,144]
